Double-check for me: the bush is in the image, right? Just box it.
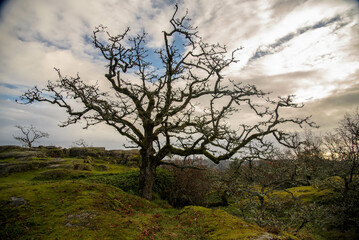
[89,168,174,199]
[164,158,214,207]
[91,171,139,193]
[153,168,175,200]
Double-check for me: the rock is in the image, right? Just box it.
[46,164,64,169]
[69,147,106,158]
[83,156,93,164]
[0,145,24,153]
[72,163,93,171]
[105,149,140,166]
[39,146,67,158]
[95,164,110,171]
[0,161,49,176]
[0,150,44,159]
[65,211,97,228]
[46,161,73,169]
[49,158,67,164]
[254,233,276,240]
[11,197,27,206]
[65,222,73,227]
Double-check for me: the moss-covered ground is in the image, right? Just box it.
[0,156,293,240]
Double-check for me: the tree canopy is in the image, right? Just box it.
[18,5,314,199]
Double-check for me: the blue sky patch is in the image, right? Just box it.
[0,83,18,89]
[0,94,17,101]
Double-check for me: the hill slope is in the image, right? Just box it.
[0,147,293,239]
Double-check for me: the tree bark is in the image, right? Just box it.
[139,152,157,200]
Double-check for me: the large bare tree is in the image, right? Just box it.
[18,6,313,199]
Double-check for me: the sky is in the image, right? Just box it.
[0,0,358,149]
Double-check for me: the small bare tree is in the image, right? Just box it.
[18,5,314,199]
[71,138,91,147]
[13,125,49,148]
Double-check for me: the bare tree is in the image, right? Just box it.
[290,130,328,185]
[325,109,359,187]
[324,109,359,230]
[17,5,314,200]
[13,125,49,148]
[71,138,91,148]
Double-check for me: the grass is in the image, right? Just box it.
[1,181,153,239]
[180,206,275,240]
[0,156,297,240]
[1,180,284,240]
[0,157,15,162]
[270,185,335,203]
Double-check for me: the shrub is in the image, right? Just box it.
[153,168,175,200]
[89,168,174,199]
[91,171,139,193]
[164,158,214,207]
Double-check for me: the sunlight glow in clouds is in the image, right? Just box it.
[0,0,358,148]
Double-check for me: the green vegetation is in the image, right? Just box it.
[1,110,358,239]
[1,181,153,239]
[180,206,284,240]
[1,150,289,240]
[87,168,174,200]
[1,146,357,239]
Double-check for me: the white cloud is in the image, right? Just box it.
[0,0,358,149]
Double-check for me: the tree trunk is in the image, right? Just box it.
[139,153,157,200]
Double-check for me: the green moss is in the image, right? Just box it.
[0,181,156,239]
[33,169,90,180]
[271,185,333,203]
[0,170,44,186]
[98,164,134,174]
[1,155,307,240]
[92,164,110,171]
[316,176,345,190]
[2,178,294,240]
[0,157,15,162]
[72,163,94,171]
[181,206,271,240]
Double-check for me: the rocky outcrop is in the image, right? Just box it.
[0,145,140,172]
[10,197,27,206]
[69,147,106,158]
[68,147,139,165]
[0,161,50,176]
[65,211,98,228]
[0,145,45,159]
[0,158,70,176]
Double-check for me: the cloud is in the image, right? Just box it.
[249,15,345,62]
[0,0,358,149]
[302,80,359,132]
[232,1,359,103]
[0,98,128,149]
